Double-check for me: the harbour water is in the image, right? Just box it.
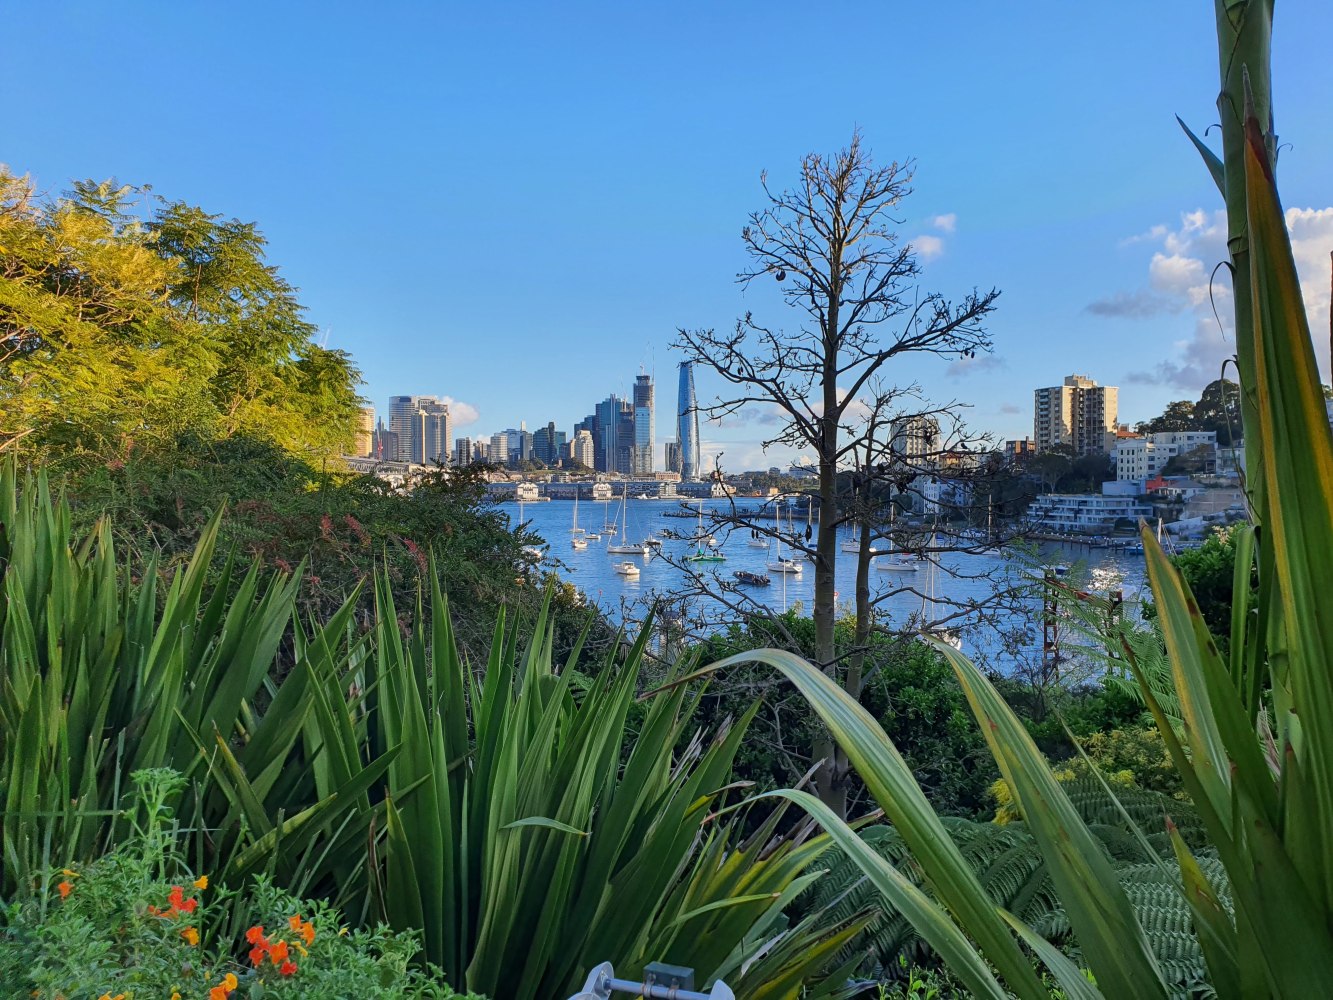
[512,498,1148,672]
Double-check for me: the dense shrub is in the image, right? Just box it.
[0,771,481,999]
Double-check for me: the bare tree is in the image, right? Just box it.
[675,132,1000,816]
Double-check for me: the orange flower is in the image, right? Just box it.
[181,926,199,946]
[208,989,227,1000]
[288,914,303,932]
[269,939,289,964]
[193,874,209,890]
[245,925,268,945]
[56,880,73,900]
[279,960,298,976]
[223,974,238,991]
[300,921,315,946]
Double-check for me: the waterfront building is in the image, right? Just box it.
[632,372,655,475]
[677,362,701,480]
[1033,375,1118,456]
[1027,492,1153,534]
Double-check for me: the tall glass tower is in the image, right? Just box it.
[632,373,654,476]
[677,362,701,480]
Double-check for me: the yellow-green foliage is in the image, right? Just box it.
[0,168,362,464]
[991,727,1180,824]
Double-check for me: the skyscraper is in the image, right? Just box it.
[594,395,634,473]
[415,399,451,465]
[676,362,701,480]
[388,395,451,464]
[355,406,375,456]
[387,396,417,462]
[632,373,655,476]
[571,429,595,469]
[1034,375,1119,456]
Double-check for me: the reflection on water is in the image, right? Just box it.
[513,499,1148,674]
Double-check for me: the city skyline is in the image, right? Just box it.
[14,5,1329,471]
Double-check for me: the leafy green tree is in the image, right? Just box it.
[0,168,361,465]
[1193,378,1243,445]
[1135,399,1199,434]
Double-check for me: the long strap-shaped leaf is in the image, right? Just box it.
[1243,96,1333,916]
[667,649,1049,999]
[931,639,1167,998]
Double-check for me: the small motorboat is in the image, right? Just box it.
[614,561,640,577]
[733,570,771,586]
[571,536,587,550]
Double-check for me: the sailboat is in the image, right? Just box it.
[768,504,803,574]
[921,532,962,649]
[875,503,918,574]
[747,527,768,549]
[601,496,617,536]
[571,493,587,550]
[841,519,862,554]
[607,487,649,555]
[685,501,726,562]
[516,494,545,560]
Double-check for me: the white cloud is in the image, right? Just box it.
[931,213,957,233]
[912,234,945,261]
[1104,207,1332,390]
[1287,207,1333,367]
[440,396,480,427]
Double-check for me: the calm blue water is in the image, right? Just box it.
[511,498,1147,672]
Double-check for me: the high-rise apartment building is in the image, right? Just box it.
[889,414,942,466]
[676,362,701,480]
[571,429,595,469]
[632,373,655,476]
[1034,375,1118,456]
[355,406,375,456]
[453,437,474,466]
[487,433,507,465]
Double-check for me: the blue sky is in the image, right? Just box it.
[6,2,1332,469]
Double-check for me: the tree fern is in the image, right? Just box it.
[803,780,1223,996]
